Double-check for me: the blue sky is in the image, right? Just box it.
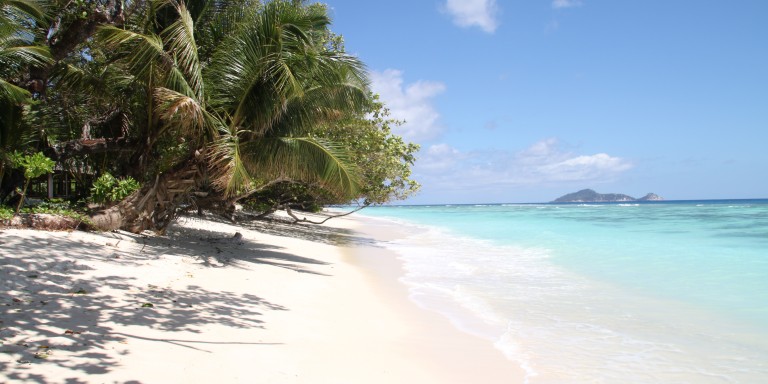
[323,0,767,204]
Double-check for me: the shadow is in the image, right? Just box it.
[111,220,334,275]
[0,225,300,383]
[196,212,384,249]
[112,332,282,353]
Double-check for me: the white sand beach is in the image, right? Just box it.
[0,214,524,383]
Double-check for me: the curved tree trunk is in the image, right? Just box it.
[90,156,211,234]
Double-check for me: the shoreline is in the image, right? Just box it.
[0,214,524,383]
[340,215,526,383]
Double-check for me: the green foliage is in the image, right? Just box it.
[90,172,117,203]
[238,95,420,212]
[21,199,93,226]
[2,0,421,230]
[311,94,421,206]
[114,177,140,201]
[11,151,55,180]
[1,198,93,226]
[1,0,53,184]
[90,173,140,205]
[10,151,55,213]
[242,182,329,213]
[34,198,73,211]
[0,204,12,220]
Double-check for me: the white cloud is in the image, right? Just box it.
[419,143,465,172]
[552,0,582,9]
[442,0,500,34]
[369,69,446,142]
[415,138,632,189]
[537,153,633,181]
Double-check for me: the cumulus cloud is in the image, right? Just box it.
[537,153,632,181]
[369,69,446,142]
[415,138,632,190]
[552,0,582,9]
[442,0,500,34]
[419,143,465,172]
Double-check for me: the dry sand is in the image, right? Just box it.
[0,213,524,383]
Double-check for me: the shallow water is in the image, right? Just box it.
[360,200,768,383]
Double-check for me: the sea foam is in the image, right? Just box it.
[361,201,768,383]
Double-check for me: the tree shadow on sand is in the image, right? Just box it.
[111,219,337,274]
[0,225,320,383]
[188,211,385,248]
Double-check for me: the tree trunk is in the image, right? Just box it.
[15,179,30,214]
[89,157,211,234]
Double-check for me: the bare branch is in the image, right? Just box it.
[284,204,369,225]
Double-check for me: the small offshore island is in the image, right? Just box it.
[553,189,664,203]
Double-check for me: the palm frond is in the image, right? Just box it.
[195,0,257,52]
[206,1,330,133]
[160,1,204,100]
[0,0,46,21]
[0,44,51,67]
[278,60,368,132]
[0,77,30,103]
[239,136,359,199]
[0,0,47,37]
[208,124,253,196]
[154,86,205,136]
[97,26,171,82]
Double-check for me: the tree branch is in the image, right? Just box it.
[284,204,369,225]
[46,137,136,161]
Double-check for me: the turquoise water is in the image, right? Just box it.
[359,200,768,383]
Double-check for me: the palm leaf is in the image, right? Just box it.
[0,77,29,103]
[160,1,204,101]
[0,44,51,67]
[0,0,46,20]
[154,86,206,136]
[0,0,47,37]
[239,136,359,199]
[208,124,252,196]
[97,26,171,83]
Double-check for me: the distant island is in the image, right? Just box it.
[552,189,664,203]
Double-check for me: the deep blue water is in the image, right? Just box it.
[358,199,768,382]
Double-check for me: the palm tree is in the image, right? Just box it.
[0,0,51,186]
[90,0,370,233]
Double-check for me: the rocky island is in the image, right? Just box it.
[553,189,664,203]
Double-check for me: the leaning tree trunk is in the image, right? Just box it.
[90,156,212,234]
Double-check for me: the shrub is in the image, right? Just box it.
[10,152,56,214]
[0,205,13,221]
[91,173,140,205]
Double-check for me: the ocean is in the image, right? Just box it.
[358,200,768,383]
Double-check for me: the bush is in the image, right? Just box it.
[34,198,73,211]
[0,205,13,221]
[10,151,56,214]
[91,173,140,205]
[0,201,94,228]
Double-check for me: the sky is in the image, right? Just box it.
[322,0,768,204]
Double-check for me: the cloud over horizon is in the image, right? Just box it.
[442,0,500,33]
[369,69,447,142]
[415,138,633,191]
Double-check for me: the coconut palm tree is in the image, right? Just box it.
[0,0,51,186]
[89,0,370,232]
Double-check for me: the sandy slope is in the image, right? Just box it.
[0,214,523,383]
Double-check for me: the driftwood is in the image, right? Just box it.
[283,205,368,225]
[1,214,83,231]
